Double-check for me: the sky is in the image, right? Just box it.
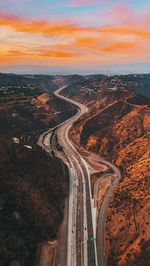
[0,0,150,74]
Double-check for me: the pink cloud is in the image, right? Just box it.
[0,11,20,21]
[66,0,98,7]
[105,4,134,24]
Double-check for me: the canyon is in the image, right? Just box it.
[67,86,150,266]
[0,73,149,266]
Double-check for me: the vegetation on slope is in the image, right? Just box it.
[70,87,150,266]
[0,139,68,266]
[0,75,75,266]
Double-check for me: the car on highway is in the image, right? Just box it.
[90,237,96,241]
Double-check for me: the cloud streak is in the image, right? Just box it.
[1,12,150,39]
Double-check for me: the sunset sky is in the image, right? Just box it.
[0,0,150,74]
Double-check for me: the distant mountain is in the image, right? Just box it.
[0,72,150,99]
[1,62,150,75]
[117,74,150,99]
[0,73,57,92]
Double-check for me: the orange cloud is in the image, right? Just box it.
[0,13,89,35]
[75,37,100,48]
[99,26,150,40]
[0,12,150,66]
[1,12,150,41]
[101,41,136,52]
[1,48,74,59]
[38,50,74,58]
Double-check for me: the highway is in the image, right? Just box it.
[54,87,98,266]
[38,86,121,266]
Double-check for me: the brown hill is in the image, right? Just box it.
[70,89,150,266]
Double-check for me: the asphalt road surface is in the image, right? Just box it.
[54,87,98,266]
[38,86,121,266]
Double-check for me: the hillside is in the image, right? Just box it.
[61,74,150,102]
[0,81,76,146]
[70,88,150,266]
[0,75,75,266]
[0,73,57,92]
[0,138,69,266]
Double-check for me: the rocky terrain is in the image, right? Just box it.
[69,87,150,266]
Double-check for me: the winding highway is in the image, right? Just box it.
[54,87,98,266]
[38,86,121,266]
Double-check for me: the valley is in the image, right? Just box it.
[0,73,149,266]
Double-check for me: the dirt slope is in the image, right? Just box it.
[70,89,150,266]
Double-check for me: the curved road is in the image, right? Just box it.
[54,87,98,266]
[38,86,121,266]
[96,160,121,266]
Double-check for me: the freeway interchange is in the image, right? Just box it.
[38,86,121,266]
